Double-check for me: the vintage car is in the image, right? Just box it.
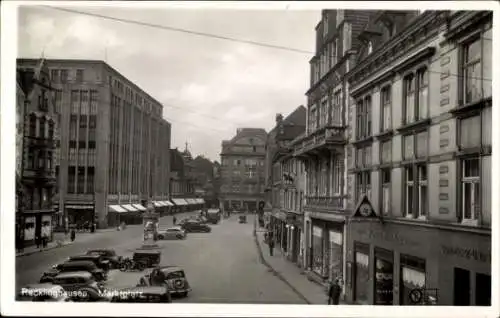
[206,209,221,224]
[180,220,211,233]
[40,260,107,283]
[51,271,105,301]
[132,249,161,268]
[109,286,172,303]
[137,266,191,297]
[67,254,110,271]
[157,227,186,240]
[17,283,71,302]
[86,249,122,269]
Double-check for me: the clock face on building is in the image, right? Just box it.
[358,203,372,217]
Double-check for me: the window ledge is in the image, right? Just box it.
[374,130,394,140]
[396,118,431,134]
[450,97,492,118]
[351,136,374,146]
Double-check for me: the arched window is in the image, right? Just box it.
[39,117,46,139]
[29,114,37,137]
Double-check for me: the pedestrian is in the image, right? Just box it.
[70,228,76,242]
[42,233,48,248]
[173,216,177,225]
[327,278,342,305]
[35,233,41,249]
[268,236,275,256]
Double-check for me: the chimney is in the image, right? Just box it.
[275,113,283,125]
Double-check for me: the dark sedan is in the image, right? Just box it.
[68,254,110,271]
[180,220,211,233]
[86,249,122,269]
[40,260,107,283]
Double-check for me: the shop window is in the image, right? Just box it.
[374,248,394,305]
[311,225,324,276]
[328,230,343,281]
[353,243,369,304]
[400,254,426,305]
[475,273,491,306]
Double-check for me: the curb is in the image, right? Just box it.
[16,242,73,257]
[252,220,312,305]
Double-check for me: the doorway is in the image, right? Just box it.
[475,273,491,306]
[453,267,470,306]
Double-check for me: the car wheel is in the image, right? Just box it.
[119,262,128,272]
[158,235,164,240]
[137,262,146,271]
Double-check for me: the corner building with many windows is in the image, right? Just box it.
[344,11,491,306]
[18,59,172,229]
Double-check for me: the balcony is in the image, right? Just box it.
[305,195,344,212]
[293,126,346,157]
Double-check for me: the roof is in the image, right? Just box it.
[54,271,93,279]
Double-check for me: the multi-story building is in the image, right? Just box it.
[220,128,267,211]
[17,59,172,229]
[291,10,373,289]
[345,10,491,306]
[169,147,201,212]
[16,59,59,246]
[264,106,306,267]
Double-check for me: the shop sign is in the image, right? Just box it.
[361,229,420,247]
[441,245,490,263]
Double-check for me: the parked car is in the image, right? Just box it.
[206,209,221,224]
[17,283,71,302]
[109,286,172,303]
[67,254,110,271]
[132,249,161,268]
[138,266,191,297]
[51,271,105,302]
[157,227,187,240]
[85,249,122,269]
[40,260,107,283]
[180,220,211,233]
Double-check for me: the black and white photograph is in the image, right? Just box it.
[1,1,499,317]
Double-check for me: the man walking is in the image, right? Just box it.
[327,278,342,305]
[268,231,275,256]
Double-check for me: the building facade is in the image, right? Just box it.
[16,59,59,246]
[169,147,202,212]
[17,59,172,229]
[220,128,267,211]
[345,10,492,306]
[291,10,374,290]
[264,106,307,267]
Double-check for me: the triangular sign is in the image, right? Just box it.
[351,195,382,222]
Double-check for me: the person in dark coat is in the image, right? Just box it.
[35,234,41,249]
[70,228,76,242]
[328,278,342,305]
[173,216,177,225]
[268,234,275,256]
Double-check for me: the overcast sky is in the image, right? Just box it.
[18,4,320,162]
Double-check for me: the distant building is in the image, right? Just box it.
[345,10,492,306]
[219,128,267,211]
[17,59,172,228]
[169,147,202,212]
[16,59,59,246]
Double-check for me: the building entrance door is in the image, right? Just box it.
[453,267,470,306]
[475,273,491,306]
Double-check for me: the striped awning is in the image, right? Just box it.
[187,198,198,205]
[197,198,205,204]
[163,200,174,206]
[171,198,188,205]
[153,201,165,207]
[109,205,127,213]
[132,204,147,211]
[122,204,138,212]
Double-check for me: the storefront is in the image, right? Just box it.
[346,219,491,306]
[285,213,303,264]
[309,216,344,283]
[22,210,56,246]
[271,210,287,250]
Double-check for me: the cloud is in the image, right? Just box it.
[17,5,319,161]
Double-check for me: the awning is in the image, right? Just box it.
[197,198,205,204]
[65,205,94,209]
[132,204,147,211]
[121,204,138,212]
[163,200,174,206]
[188,198,198,205]
[153,201,164,207]
[109,205,127,213]
[171,198,188,205]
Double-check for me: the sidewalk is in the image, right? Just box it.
[253,218,344,305]
[16,227,130,258]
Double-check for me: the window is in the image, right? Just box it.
[356,96,371,140]
[459,115,481,149]
[332,90,342,125]
[55,90,62,114]
[354,244,369,304]
[71,90,79,114]
[309,107,317,133]
[86,167,95,193]
[48,120,55,140]
[29,114,37,137]
[415,131,428,158]
[356,171,371,201]
[417,68,428,119]
[381,169,391,216]
[400,255,426,305]
[417,165,428,218]
[320,99,328,127]
[367,41,373,54]
[90,90,98,115]
[381,86,391,131]
[60,69,68,83]
[323,13,329,38]
[38,90,48,111]
[39,117,46,139]
[462,37,482,104]
[381,140,392,164]
[77,167,85,193]
[80,91,89,114]
[404,167,413,216]
[404,74,415,124]
[69,116,77,140]
[461,157,480,221]
[76,69,84,83]
[332,155,343,195]
[50,69,59,82]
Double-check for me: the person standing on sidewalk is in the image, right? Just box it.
[268,231,275,256]
[327,278,342,305]
[173,216,177,225]
[70,228,76,242]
